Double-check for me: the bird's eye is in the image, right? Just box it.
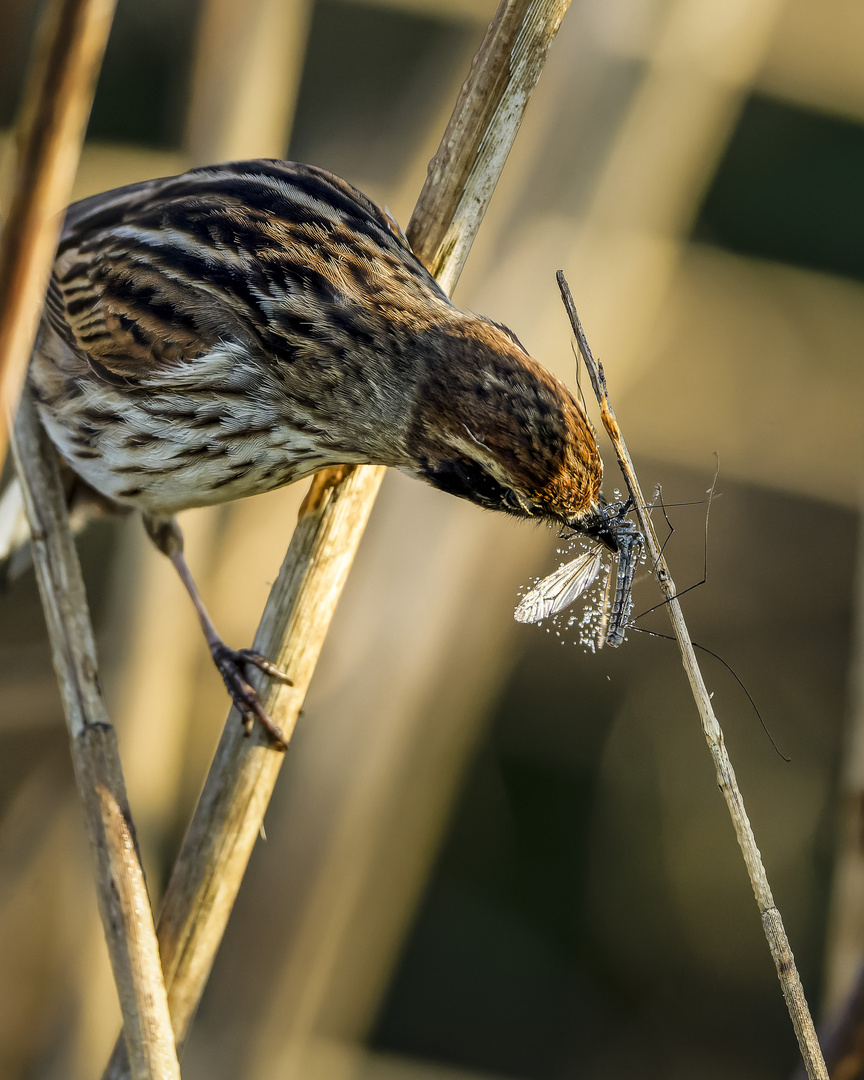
[503,488,531,515]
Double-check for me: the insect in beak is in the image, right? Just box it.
[515,499,643,647]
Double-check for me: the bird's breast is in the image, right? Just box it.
[30,339,344,515]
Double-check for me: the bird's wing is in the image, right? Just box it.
[47,174,227,383]
[45,160,447,387]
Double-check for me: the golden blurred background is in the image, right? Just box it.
[1,0,863,1077]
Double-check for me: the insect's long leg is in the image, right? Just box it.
[631,463,720,624]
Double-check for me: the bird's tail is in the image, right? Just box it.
[0,467,126,587]
[0,478,33,584]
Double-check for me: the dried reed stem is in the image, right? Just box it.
[0,1,179,1075]
[102,1,572,1075]
[12,394,179,1080]
[409,0,570,288]
[557,273,828,1080]
[0,0,117,461]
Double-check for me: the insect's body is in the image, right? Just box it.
[603,513,642,645]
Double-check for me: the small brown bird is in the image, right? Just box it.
[13,159,627,741]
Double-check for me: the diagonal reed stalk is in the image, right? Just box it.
[557,273,828,1080]
[101,0,573,1075]
[1,1,181,1076]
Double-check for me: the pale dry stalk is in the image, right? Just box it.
[12,396,180,1080]
[558,273,828,1080]
[2,1,181,1076]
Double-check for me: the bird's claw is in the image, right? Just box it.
[211,644,292,750]
[232,648,294,685]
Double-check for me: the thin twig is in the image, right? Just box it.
[0,0,117,462]
[798,962,864,1080]
[557,271,828,1080]
[12,394,180,1080]
[101,1,572,1075]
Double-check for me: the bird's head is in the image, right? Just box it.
[402,316,608,537]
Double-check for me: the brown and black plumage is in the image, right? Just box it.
[20,159,622,741]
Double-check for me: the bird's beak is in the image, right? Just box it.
[582,501,619,553]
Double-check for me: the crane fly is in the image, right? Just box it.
[515,501,643,647]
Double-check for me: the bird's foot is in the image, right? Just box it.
[211,644,293,750]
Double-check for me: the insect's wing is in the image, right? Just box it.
[514,549,603,624]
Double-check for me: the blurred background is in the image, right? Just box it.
[0,0,862,1077]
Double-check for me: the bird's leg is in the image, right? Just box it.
[143,515,291,749]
